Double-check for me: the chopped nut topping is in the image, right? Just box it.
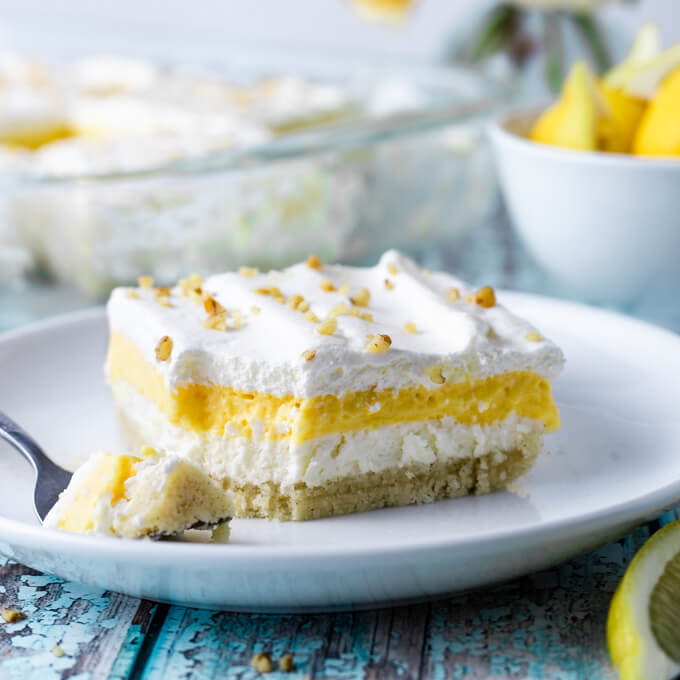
[141,445,157,457]
[328,302,350,318]
[365,333,391,353]
[350,287,370,307]
[525,330,542,342]
[179,273,202,296]
[202,313,227,331]
[2,608,26,623]
[278,654,295,672]
[155,336,173,361]
[445,288,460,303]
[231,309,245,328]
[51,645,65,658]
[306,254,323,270]
[156,295,173,308]
[301,349,316,362]
[426,366,446,384]
[384,278,395,290]
[251,305,261,315]
[155,286,171,297]
[472,286,496,308]
[387,263,399,275]
[239,266,258,278]
[404,321,417,334]
[304,311,319,323]
[298,300,310,313]
[316,318,337,335]
[286,294,305,310]
[254,286,283,298]
[137,275,153,288]
[251,653,273,673]
[126,289,140,299]
[188,289,203,305]
[338,283,351,297]
[360,312,374,322]
[319,278,335,292]
[203,295,225,316]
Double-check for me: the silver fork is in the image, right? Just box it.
[0,409,72,522]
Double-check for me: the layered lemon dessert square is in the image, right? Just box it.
[105,251,564,521]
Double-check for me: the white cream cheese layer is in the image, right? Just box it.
[106,250,564,398]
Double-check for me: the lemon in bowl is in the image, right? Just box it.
[488,27,680,304]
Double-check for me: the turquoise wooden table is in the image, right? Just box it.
[1,214,678,679]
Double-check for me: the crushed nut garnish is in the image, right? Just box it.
[278,653,295,672]
[404,321,417,334]
[319,278,335,292]
[525,330,542,342]
[365,333,392,353]
[298,300,310,313]
[254,286,283,298]
[126,289,140,299]
[141,445,157,457]
[350,287,370,307]
[2,608,26,623]
[155,336,173,361]
[384,278,395,290]
[426,366,446,384]
[155,286,171,297]
[360,312,374,322]
[472,286,496,308]
[211,522,231,543]
[316,318,337,335]
[387,263,399,275]
[156,295,173,308]
[445,288,460,303]
[338,283,351,297]
[202,314,227,331]
[251,305,261,315]
[52,645,65,658]
[188,288,203,305]
[304,311,319,323]
[251,653,273,673]
[328,302,350,318]
[179,273,202,296]
[286,294,305,310]
[239,266,258,278]
[306,254,322,270]
[231,309,245,328]
[301,349,316,362]
[366,333,374,340]
[203,295,225,316]
[137,275,153,288]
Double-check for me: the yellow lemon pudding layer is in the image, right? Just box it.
[44,449,232,539]
[105,251,565,520]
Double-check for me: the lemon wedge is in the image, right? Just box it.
[605,23,661,94]
[633,67,680,156]
[607,519,680,680]
[530,61,604,151]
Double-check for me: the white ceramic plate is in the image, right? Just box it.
[1,295,680,613]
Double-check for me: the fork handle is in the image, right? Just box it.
[0,409,72,521]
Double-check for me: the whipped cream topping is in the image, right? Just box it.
[107,250,565,397]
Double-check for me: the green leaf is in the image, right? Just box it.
[572,12,612,73]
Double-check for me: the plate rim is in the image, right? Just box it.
[1,294,680,565]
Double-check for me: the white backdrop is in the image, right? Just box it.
[0,0,677,63]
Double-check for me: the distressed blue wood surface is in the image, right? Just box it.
[1,509,678,679]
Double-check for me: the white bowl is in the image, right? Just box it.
[488,109,680,304]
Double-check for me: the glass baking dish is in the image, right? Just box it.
[0,51,513,298]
